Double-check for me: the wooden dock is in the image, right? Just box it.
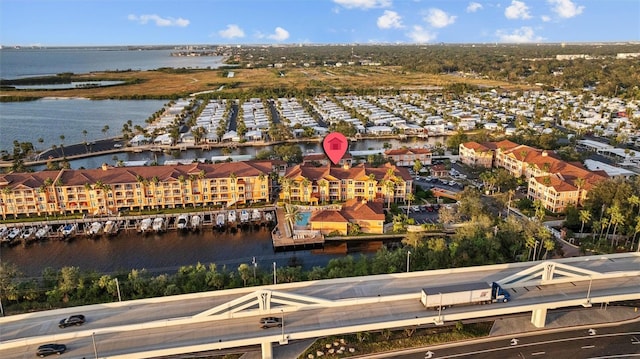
[271,207,324,251]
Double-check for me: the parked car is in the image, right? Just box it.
[58,314,85,328]
[36,343,67,357]
[259,316,282,329]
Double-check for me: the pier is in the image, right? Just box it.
[271,207,324,251]
[0,207,277,246]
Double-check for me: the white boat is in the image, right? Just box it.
[152,217,165,232]
[227,210,236,223]
[139,218,152,233]
[6,227,21,242]
[87,222,103,237]
[264,212,273,222]
[0,225,8,239]
[216,213,226,228]
[35,225,50,240]
[240,210,249,223]
[104,220,115,235]
[176,214,189,230]
[190,215,201,230]
[21,227,35,240]
[251,209,261,221]
[61,223,77,238]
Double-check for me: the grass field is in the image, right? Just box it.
[0,66,528,100]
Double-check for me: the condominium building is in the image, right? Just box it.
[384,147,432,167]
[0,161,284,219]
[279,162,412,206]
[459,140,607,212]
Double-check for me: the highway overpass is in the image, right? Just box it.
[1,252,639,359]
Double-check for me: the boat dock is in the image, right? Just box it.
[271,207,324,251]
[0,207,276,246]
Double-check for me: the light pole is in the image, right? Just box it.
[583,276,593,307]
[279,308,287,344]
[406,251,411,273]
[92,332,98,359]
[115,278,122,302]
[273,262,277,285]
[252,256,257,281]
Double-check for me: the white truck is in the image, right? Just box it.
[420,282,510,310]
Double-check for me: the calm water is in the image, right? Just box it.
[0,99,167,153]
[0,47,225,79]
[1,227,345,277]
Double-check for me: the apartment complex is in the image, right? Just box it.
[279,162,413,206]
[0,161,285,219]
[459,140,607,213]
[384,147,432,167]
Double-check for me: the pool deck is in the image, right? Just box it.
[271,207,324,250]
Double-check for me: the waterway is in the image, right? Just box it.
[0,226,353,278]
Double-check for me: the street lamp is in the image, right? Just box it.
[279,308,288,344]
[406,251,411,273]
[92,332,98,359]
[583,276,593,307]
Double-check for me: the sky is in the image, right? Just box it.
[0,0,638,46]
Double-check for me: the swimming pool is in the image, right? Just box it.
[296,212,312,226]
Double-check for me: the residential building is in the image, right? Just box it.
[384,147,432,167]
[460,139,607,212]
[0,161,282,219]
[309,198,385,235]
[279,162,412,206]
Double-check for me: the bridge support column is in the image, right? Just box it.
[261,341,273,359]
[531,307,547,328]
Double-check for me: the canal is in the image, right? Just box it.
[1,226,355,278]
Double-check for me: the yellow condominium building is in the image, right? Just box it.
[0,161,283,219]
[279,162,413,206]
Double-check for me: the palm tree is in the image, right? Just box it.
[573,177,586,206]
[405,192,415,215]
[629,217,640,252]
[284,204,302,232]
[608,205,625,248]
[629,195,640,216]
[299,178,310,203]
[579,209,591,233]
[279,177,293,204]
[318,179,328,204]
[59,135,65,157]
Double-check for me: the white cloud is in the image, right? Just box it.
[548,0,584,18]
[377,10,403,29]
[267,27,290,41]
[407,25,436,43]
[496,26,543,43]
[425,8,456,28]
[333,0,391,9]
[505,0,532,20]
[541,15,551,22]
[127,14,189,27]
[218,25,245,39]
[466,2,483,13]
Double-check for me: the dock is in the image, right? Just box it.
[271,207,324,251]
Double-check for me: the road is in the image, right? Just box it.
[387,321,640,359]
[1,254,639,358]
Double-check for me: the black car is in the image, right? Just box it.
[259,316,282,329]
[58,314,85,328]
[36,343,67,357]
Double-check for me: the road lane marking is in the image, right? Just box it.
[532,352,546,356]
[582,345,595,349]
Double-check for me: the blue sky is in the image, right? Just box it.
[1,0,638,46]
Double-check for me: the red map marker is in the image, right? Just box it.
[323,132,348,165]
